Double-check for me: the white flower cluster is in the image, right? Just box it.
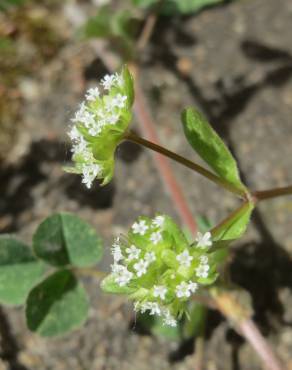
[106,215,215,327]
[111,216,164,285]
[68,71,128,188]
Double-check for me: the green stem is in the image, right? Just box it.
[253,185,292,202]
[125,131,246,198]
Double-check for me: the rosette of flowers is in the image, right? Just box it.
[102,214,225,327]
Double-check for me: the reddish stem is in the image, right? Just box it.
[239,319,284,370]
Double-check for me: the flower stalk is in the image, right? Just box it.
[125,130,246,198]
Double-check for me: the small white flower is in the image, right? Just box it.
[112,236,120,248]
[152,215,165,228]
[162,309,177,327]
[195,232,212,249]
[114,72,124,87]
[71,102,87,123]
[196,264,210,279]
[188,281,198,293]
[150,231,162,245]
[88,123,102,136]
[132,220,149,235]
[176,249,193,267]
[144,251,156,264]
[199,255,208,264]
[143,302,161,316]
[72,108,95,128]
[101,74,115,90]
[125,245,141,261]
[111,263,124,274]
[107,113,119,125]
[112,94,127,108]
[111,245,123,262]
[71,136,88,155]
[81,163,102,188]
[113,265,133,286]
[85,87,100,101]
[176,281,191,298]
[68,126,82,141]
[153,285,167,300]
[133,259,148,277]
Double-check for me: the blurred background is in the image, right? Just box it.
[0,0,292,369]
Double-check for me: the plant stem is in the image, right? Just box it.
[211,290,284,370]
[253,185,292,202]
[239,319,284,370]
[136,0,164,51]
[125,130,246,198]
[132,87,197,234]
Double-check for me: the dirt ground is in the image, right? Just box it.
[0,0,292,369]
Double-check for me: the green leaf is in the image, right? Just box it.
[132,0,225,15]
[0,0,26,11]
[132,0,157,7]
[101,274,136,294]
[33,213,103,268]
[183,302,206,339]
[82,7,112,39]
[161,0,223,15]
[26,270,89,337]
[25,270,89,337]
[81,8,137,58]
[0,236,45,306]
[181,108,246,192]
[151,315,181,340]
[212,202,254,241]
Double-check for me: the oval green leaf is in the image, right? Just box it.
[0,236,45,306]
[181,108,246,192]
[33,213,103,267]
[26,269,89,337]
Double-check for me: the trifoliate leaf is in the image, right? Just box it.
[0,236,45,306]
[33,213,103,268]
[26,270,89,337]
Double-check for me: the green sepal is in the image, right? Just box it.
[161,249,178,269]
[101,274,136,294]
[122,65,135,107]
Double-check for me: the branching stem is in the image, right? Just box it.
[253,185,292,202]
